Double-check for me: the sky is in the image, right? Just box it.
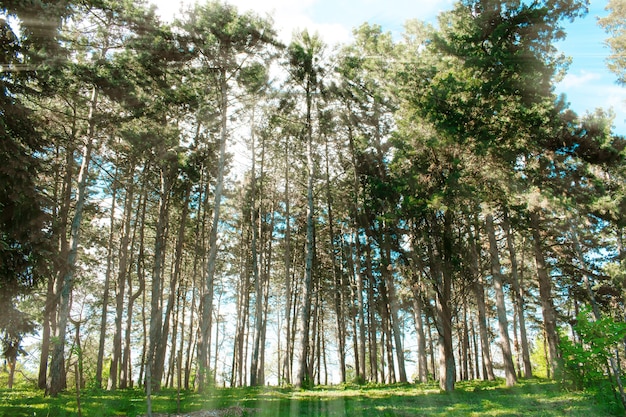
[149,0,626,136]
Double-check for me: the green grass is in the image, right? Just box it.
[0,379,622,417]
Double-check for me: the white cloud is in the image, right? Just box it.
[148,0,452,45]
[559,70,602,89]
[556,71,626,134]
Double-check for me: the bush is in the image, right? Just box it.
[558,308,626,390]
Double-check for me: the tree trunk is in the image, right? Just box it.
[324,132,346,384]
[430,212,456,391]
[282,132,292,386]
[294,74,316,388]
[502,210,532,378]
[468,222,495,381]
[155,185,190,389]
[232,220,251,386]
[109,178,135,390]
[461,299,470,381]
[529,210,559,378]
[41,89,77,391]
[485,213,516,386]
[364,242,379,382]
[198,69,228,392]
[436,289,455,392]
[48,86,97,396]
[147,165,173,392]
[39,273,56,389]
[410,277,429,383]
[381,231,407,383]
[96,180,116,389]
[123,173,148,389]
[353,235,367,382]
[250,109,263,386]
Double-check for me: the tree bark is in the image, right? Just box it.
[282,131,292,385]
[529,210,559,378]
[294,68,316,388]
[324,132,346,384]
[429,212,456,391]
[468,223,495,381]
[381,231,407,383]
[109,177,135,390]
[48,86,97,397]
[410,275,429,383]
[96,179,116,389]
[198,68,228,392]
[147,165,173,392]
[155,185,190,388]
[502,210,532,378]
[485,213,517,386]
[250,109,263,386]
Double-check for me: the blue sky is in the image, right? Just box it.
[554,1,626,135]
[153,0,626,136]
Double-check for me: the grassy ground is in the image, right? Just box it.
[0,378,622,417]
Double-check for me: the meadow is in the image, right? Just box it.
[0,379,621,417]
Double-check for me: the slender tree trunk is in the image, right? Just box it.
[198,68,228,392]
[96,180,116,389]
[124,173,148,389]
[294,76,315,388]
[41,81,77,392]
[354,234,367,382]
[502,210,532,378]
[48,86,97,396]
[187,170,206,390]
[364,242,378,382]
[529,210,559,378]
[147,166,173,392]
[250,110,263,386]
[282,132,292,385]
[109,178,135,390]
[155,185,190,388]
[380,297,395,383]
[427,315,436,380]
[436,287,455,392]
[461,299,470,381]
[381,231,407,383]
[39,272,56,389]
[233,219,251,386]
[485,213,517,386]
[430,213,456,392]
[7,345,17,389]
[345,122,367,382]
[469,222,495,380]
[410,276,428,383]
[259,198,275,386]
[323,132,346,383]
[471,315,480,380]
[120,184,144,389]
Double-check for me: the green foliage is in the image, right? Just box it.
[599,0,626,85]
[530,335,550,379]
[558,308,626,390]
[0,306,35,364]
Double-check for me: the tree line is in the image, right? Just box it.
[2,0,626,405]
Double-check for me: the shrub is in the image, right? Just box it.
[558,307,626,390]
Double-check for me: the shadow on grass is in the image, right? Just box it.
[0,378,621,417]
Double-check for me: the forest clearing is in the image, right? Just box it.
[1,379,621,417]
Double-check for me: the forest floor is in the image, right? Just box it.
[0,378,622,417]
